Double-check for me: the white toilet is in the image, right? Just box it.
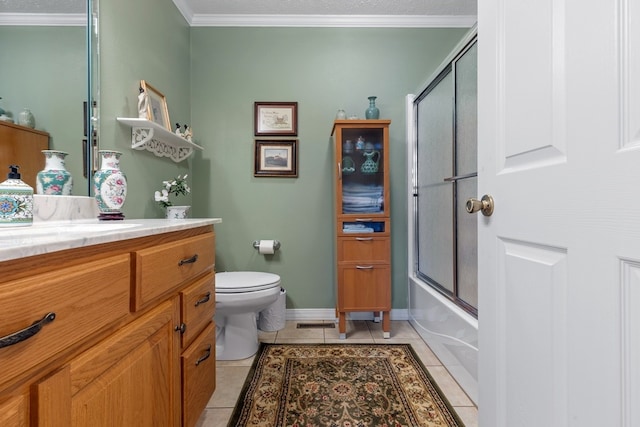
[214,271,281,360]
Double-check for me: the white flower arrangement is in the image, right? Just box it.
[154,174,190,208]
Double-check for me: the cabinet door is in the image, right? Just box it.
[0,394,28,427]
[37,298,182,427]
[337,264,391,311]
[181,322,216,427]
[332,120,390,219]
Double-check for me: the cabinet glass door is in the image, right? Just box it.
[339,127,385,217]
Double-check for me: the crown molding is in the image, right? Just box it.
[172,0,194,25]
[189,14,477,28]
[0,13,85,26]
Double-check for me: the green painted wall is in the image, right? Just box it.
[99,0,192,219]
[9,1,468,310]
[0,0,467,308]
[189,27,467,309]
[0,26,87,194]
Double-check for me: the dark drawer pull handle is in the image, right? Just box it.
[0,312,56,349]
[195,345,212,366]
[356,265,374,270]
[194,292,211,307]
[178,254,199,266]
[175,323,186,334]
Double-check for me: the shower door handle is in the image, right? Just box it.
[466,195,494,217]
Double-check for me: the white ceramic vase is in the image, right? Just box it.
[166,205,190,220]
[93,150,127,220]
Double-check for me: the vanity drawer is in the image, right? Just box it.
[133,233,215,311]
[182,321,216,427]
[0,254,130,387]
[180,271,215,349]
[338,236,390,263]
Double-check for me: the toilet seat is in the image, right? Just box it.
[216,271,281,293]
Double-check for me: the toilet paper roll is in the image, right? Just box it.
[258,240,276,255]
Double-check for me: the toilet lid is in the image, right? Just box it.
[215,271,281,293]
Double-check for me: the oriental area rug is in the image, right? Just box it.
[228,343,465,427]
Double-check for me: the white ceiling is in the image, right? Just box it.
[0,0,477,27]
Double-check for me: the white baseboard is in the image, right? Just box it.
[285,308,409,321]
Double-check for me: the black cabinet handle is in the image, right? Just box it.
[194,292,211,307]
[178,254,199,266]
[0,312,56,349]
[195,345,212,366]
[175,323,186,334]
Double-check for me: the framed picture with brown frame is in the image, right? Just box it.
[254,139,298,177]
[140,80,170,130]
[254,102,298,136]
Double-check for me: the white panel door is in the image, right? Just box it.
[478,1,640,426]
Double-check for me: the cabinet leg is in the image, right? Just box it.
[373,311,381,323]
[382,311,390,339]
[338,312,346,340]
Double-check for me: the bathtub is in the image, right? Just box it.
[408,275,478,404]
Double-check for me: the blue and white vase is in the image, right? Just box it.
[93,150,127,219]
[37,150,73,195]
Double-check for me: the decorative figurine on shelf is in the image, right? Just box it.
[137,86,148,119]
[175,123,183,136]
[182,124,192,141]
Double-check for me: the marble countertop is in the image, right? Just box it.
[0,218,222,262]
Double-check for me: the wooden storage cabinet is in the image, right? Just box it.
[0,225,216,426]
[332,120,392,339]
[0,121,49,188]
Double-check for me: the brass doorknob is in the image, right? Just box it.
[466,195,494,216]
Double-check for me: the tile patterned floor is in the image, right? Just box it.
[196,320,478,427]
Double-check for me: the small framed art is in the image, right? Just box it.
[254,139,298,177]
[254,102,298,136]
[140,80,170,130]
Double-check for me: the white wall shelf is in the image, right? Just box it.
[116,117,203,162]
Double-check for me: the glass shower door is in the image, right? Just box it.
[414,39,478,314]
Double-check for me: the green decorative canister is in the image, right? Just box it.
[365,96,380,119]
[37,150,73,195]
[93,150,127,220]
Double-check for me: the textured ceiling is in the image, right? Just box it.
[0,0,85,13]
[183,0,476,16]
[0,0,476,16]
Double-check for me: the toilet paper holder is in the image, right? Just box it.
[252,240,281,251]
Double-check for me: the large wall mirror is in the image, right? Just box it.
[0,0,99,195]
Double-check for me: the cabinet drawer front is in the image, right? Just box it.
[134,233,215,311]
[338,265,391,311]
[181,272,215,349]
[338,237,390,263]
[0,255,130,387]
[182,322,216,427]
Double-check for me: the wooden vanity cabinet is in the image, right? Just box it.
[0,225,216,427]
[0,121,49,188]
[332,120,392,339]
